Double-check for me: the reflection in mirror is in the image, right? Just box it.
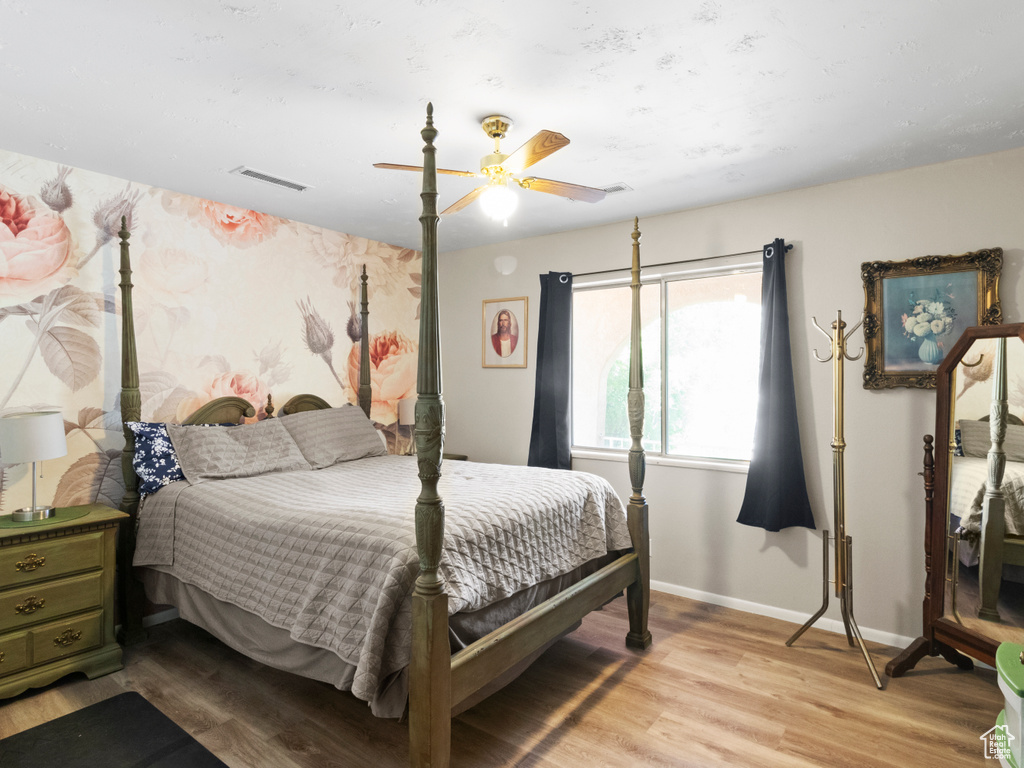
[946,334,1024,646]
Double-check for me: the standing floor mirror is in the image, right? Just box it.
[888,323,1024,675]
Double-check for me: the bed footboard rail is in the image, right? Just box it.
[450,551,640,710]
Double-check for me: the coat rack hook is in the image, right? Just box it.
[844,316,865,361]
[811,317,834,362]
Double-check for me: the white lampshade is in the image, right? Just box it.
[398,398,417,427]
[479,183,518,224]
[0,411,68,464]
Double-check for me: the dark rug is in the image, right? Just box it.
[0,691,228,767]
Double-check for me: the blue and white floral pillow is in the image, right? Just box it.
[126,421,185,496]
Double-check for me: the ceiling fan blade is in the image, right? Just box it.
[519,177,607,203]
[441,185,487,215]
[373,162,478,178]
[502,130,570,174]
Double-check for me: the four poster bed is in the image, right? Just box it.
[116,104,652,767]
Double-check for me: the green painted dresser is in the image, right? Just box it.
[0,504,127,698]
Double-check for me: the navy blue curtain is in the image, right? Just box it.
[528,272,573,469]
[736,239,815,531]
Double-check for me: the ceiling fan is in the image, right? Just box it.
[374,115,607,221]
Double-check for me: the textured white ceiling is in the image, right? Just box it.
[3,1,1023,252]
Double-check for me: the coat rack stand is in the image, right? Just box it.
[786,310,883,689]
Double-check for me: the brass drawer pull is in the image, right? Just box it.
[0,650,5,663]
[15,596,45,614]
[54,629,82,648]
[15,553,46,572]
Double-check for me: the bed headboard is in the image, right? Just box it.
[181,397,256,425]
[280,394,333,414]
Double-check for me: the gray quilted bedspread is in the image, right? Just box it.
[951,456,1024,536]
[133,455,631,706]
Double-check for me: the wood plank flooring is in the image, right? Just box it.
[0,591,1003,767]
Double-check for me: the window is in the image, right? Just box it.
[572,262,761,463]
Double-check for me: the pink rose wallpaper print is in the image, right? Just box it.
[0,148,421,515]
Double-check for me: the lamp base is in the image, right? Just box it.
[12,506,56,522]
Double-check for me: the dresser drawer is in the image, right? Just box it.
[29,610,102,666]
[1,572,103,633]
[0,631,28,678]
[1,532,104,590]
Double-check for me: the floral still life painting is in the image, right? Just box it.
[891,280,968,368]
[861,248,1002,389]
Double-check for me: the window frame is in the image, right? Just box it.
[571,256,762,473]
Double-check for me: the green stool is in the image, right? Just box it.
[995,642,1024,768]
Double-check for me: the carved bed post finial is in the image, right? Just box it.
[118,216,140,508]
[117,215,145,645]
[414,100,445,593]
[265,393,274,419]
[409,101,451,768]
[627,217,646,506]
[625,217,652,651]
[358,265,372,420]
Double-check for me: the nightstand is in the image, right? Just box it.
[0,503,127,699]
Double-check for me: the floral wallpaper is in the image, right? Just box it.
[0,149,421,515]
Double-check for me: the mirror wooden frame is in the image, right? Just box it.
[887,322,1024,677]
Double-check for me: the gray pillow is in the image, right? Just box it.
[166,418,310,484]
[959,419,1024,462]
[278,405,387,469]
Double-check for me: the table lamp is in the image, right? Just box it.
[0,411,68,521]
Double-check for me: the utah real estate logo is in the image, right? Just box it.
[981,724,1014,761]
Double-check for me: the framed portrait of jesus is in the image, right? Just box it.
[482,296,528,368]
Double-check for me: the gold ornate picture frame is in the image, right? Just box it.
[861,247,1002,389]
[482,296,528,368]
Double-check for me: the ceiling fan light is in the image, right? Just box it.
[479,183,518,223]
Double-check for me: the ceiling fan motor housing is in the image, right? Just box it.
[480,152,509,176]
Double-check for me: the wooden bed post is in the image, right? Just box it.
[625,218,652,650]
[978,337,1009,621]
[409,102,451,768]
[117,216,146,645]
[358,265,372,419]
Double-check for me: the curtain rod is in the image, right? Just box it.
[572,245,790,279]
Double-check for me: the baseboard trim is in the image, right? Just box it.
[651,580,915,651]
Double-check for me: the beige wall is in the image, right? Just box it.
[438,146,1024,644]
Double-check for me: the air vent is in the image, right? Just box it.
[602,182,633,195]
[230,166,311,192]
